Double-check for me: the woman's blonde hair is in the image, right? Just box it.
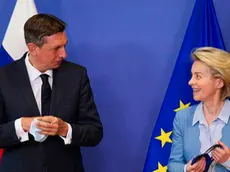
[191,47,230,100]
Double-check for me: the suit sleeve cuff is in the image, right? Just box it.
[59,123,72,145]
[14,118,29,142]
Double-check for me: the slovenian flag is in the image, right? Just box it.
[0,0,37,159]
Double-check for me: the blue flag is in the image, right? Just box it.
[143,0,225,171]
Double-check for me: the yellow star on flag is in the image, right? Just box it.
[155,128,172,147]
[174,100,190,112]
[153,162,167,172]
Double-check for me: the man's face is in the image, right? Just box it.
[34,32,68,71]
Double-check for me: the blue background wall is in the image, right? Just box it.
[0,0,230,171]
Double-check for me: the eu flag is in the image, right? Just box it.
[143,0,225,171]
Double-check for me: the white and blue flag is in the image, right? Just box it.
[0,0,37,67]
[0,0,37,159]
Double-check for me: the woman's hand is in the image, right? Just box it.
[186,157,206,172]
[212,141,230,163]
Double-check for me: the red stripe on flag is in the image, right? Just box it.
[0,149,4,160]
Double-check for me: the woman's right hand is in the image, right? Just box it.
[186,157,206,172]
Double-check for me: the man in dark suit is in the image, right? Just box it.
[0,13,103,172]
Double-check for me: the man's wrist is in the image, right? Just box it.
[58,122,68,137]
[21,117,34,132]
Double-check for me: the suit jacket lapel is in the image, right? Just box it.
[221,119,230,147]
[13,55,40,117]
[50,62,67,117]
[190,123,201,155]
[184,107,201,161]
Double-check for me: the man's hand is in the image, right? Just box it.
[186,157,206,172]
[21,117,36,132]
[36,116,68,137]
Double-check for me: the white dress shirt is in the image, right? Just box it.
[14,54,72,144]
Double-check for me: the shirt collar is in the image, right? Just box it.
[192,99,230,126]
[192,103,204,126]
[25,53,53,82]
